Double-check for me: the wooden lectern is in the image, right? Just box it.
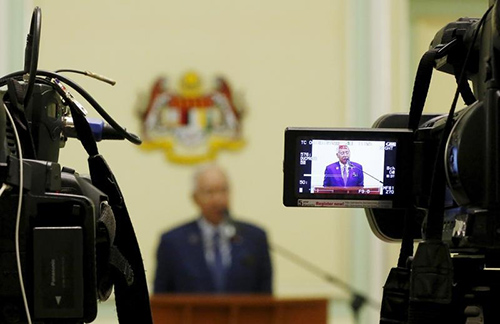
[151,294,328,324]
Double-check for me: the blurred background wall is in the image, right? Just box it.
[1,0,487,323]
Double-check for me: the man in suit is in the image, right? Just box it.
[154,164,272,294]
[323,144,364,187]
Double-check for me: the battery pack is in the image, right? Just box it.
[33,226,84,319]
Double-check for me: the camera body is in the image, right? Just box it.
[281,2,500,323]
[282,114,440,241]
[0,85,112,323]
[283,3,500,250]
[0,6,151,324]
[0,162,104,322]
[282,93,494,247]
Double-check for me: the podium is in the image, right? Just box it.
[151,294,328,324]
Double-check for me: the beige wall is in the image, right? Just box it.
[32,0,354,299]
[22,0,487,323]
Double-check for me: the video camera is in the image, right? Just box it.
[0,7,152,324]
[283,4,499,246]
[284,1,500,323]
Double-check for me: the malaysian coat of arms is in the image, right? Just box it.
[139,72,245,163]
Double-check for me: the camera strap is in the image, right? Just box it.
[408,150,453,324]
[380,46,458,324]
[407,48,440,131]
[453,69,476,105]
[88,155,153,324]
[68,105,153,324]
[380,48,440,324]
[408,43,477,130]
[408,47,454,323]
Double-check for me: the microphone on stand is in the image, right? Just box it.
[222,210,239,242]
[347,160,383,184]
[268,242,380,324]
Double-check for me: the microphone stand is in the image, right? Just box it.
[347,161,383,184]
[269,242,380,324]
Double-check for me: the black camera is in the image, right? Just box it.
[283,4,500,246]
[0,7,152,324]
[284,1,500,323]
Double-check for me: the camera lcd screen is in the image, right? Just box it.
[283,127,412,208]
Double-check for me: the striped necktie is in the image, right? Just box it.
[210,231,226,292]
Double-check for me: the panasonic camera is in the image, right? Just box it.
[0,7,151,324]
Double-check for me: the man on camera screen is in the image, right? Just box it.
[323,144,364,188]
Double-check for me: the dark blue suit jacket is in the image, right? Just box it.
[323,161,364,187]
[154,219,272,294]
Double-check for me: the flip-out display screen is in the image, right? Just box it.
[283,128,413,208]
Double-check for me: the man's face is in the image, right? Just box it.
[336,147,350,164]
[193,168,230,225]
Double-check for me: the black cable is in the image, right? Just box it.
[0,71,141,145]
[55,69,117,86]
[23,7,41,108]
[41,70,140,144]
[55,69,88,76]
